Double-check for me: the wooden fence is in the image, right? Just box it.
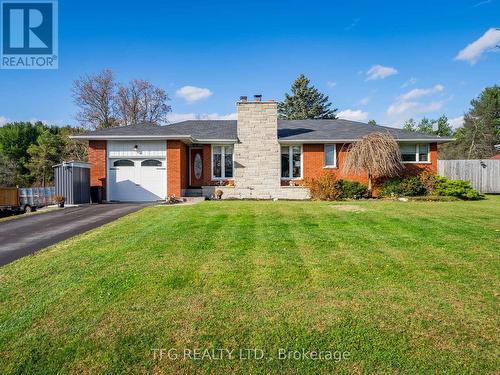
[0,187,19,206]
[438,160,500,193]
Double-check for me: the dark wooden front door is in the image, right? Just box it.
[190,149,204,186]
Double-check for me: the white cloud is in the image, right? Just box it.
[0,116,9,126]
[345,18,360,31]
[175,85,213,103]
[449,116,464,129]
[401,77,417,88]
[455,28,500,64]
[473,0,492,7]
[167,112,237,124]
[338,109,369,122]
[365,65,398,80]
[167,113,198,123]
[202,112,237,120]
[327,81,337,88]
[387,100,447,119]
[400,84,444,101]
[358,97,370,105]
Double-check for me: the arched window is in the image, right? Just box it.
[141,159,162,167]
[113,159,134,167]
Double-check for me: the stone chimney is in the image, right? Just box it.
[233,97,281,198]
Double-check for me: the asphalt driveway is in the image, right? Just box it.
[0,204,148,266]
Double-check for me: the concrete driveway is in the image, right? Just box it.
[0,203,149,266]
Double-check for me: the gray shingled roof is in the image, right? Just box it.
[72,119,453,142]
[277,119,452,141]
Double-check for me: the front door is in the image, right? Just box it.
[190,149,204,186]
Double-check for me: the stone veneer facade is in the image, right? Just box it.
[211,101,309,200]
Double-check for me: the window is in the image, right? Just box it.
[281,145,302,179]
[113,159,134,167]
[212,145,233,179]
[141,159,162,167]
[324,144,336,167]
[400,144,430,163]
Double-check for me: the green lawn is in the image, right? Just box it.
[1,198,499,374]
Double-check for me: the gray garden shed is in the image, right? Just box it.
[53,161,91,205]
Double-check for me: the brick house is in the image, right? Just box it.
[72,97,452,201]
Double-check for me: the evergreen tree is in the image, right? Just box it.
[278,74,337,120]
[403,118,416,132]
[459,86,500,159]
[402,116,453,137]
[368,119,377,126]
[27,130,65,186]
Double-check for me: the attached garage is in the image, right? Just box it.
[107,141,166,202]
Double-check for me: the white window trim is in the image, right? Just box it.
[323,144,337,168]
[280,144,303,180]
[401,143,431,164]
[211,144,234,180]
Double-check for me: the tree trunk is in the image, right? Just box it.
[367,173,373,198]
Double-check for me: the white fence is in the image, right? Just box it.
[438,160,500,193]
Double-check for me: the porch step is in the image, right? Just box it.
[184,189,203,197]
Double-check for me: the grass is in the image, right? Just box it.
[0,197,499,374]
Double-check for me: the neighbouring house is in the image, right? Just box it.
[71,96,453,201]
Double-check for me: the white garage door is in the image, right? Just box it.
[108,159,166,202]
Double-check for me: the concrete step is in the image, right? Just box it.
[184,189,203,197]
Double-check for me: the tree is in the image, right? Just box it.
[402,115,453,137]
[115,79,171,126]
[368,119,377,126]
[278,74,337,120]
[0,122,45,183]
[441,86,500,159]
[58,126,88,161]
[0,155,23,187]
[27,130,65,186]
[343,132,403,197]
[416,117,434,134]
[72,69,117,129]
[403,118,416,132]
[434,115,453,137]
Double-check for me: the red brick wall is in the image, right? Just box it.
[283,142,438,188]
[88,140,107,199]
[167,140,189,197]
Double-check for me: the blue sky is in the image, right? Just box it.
[0,0,499,128]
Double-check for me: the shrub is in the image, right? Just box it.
[336,180,367,199]
[54,195,65,204]
[307,175,367,201]
[308,174,340,201]
[378,176,426,198]
[418,172,444,195]
[434,179,484,200]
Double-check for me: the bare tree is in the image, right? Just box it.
[115,79,171,126]
[72,69,117,130]
[343,132,403,197]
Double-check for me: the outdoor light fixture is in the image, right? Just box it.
[134,145,138,151]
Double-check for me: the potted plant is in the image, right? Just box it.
[54,195,65,208]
